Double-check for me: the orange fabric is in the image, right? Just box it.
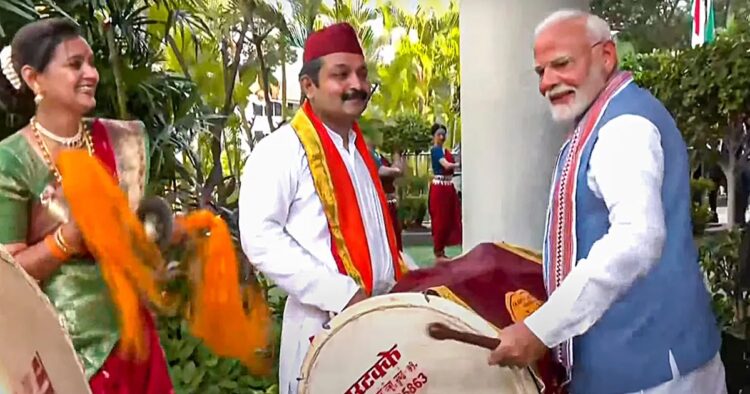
[57,150,271,375]
[58,150,163,361]
[177,212,272,375]
[298,102,405,294]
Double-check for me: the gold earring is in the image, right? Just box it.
[32,84,43,106]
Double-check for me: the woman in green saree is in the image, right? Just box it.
[0,18,173,393]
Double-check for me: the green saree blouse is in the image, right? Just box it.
[0,119,149,379]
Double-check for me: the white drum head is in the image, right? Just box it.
[299,293,540,394]
[0,248,91,394]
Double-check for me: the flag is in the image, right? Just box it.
[692,0,716,47]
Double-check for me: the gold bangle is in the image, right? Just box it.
[54,227,76,256]
[45,234,70,261]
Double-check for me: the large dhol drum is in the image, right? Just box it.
[0,248,91,394]
[298,292,540,394]
[390,242,567,394]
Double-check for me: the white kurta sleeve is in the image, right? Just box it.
[238,136,360,314]
[525,114,667,347]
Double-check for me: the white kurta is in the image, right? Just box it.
[524,115,727,393]
[238,122,396,394]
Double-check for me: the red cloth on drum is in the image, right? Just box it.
[390,242,568,394]
[387,200,403,251]
[428,182,462,256]
[89,308,174,394]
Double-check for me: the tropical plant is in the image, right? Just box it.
[379,113,431,155]
[623,22,750,227]
[591,0,692,52]
[320,0,387,70]
[368,1,459,147]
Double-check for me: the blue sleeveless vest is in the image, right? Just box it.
[548,82,721,393]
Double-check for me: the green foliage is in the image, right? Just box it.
[158,317,280,394]
[397,173,430,198]
[623,22,750,225]
[395,173,429,228]
[319,0,383,71]
[398,195,427,229]
[691,178,717,236]
[368,0,459,139]
[698,229,750,333]
[379,114,432,155]
[591,0,690,52]
[623,23,750,162]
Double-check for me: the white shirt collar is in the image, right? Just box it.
[323,123,356,150]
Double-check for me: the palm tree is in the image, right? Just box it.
[284,0,324,103]
[319,0,388,69]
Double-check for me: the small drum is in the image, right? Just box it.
[0,247,91,394]
[298,292,541,394]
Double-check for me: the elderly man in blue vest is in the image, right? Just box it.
[488,10,727,394]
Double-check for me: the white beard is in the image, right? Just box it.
[549,96,589,122]
[546,66,607,123]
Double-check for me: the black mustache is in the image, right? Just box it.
[341,89,369,101]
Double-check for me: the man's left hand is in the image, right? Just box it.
[488,322,547,367]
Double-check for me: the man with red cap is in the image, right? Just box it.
[238,22,407,393]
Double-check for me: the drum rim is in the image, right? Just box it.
[297,292,500,392]
[0,245,90,393]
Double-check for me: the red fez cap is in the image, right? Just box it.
[303,22,364,63]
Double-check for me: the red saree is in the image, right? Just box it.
[428,149,462,257]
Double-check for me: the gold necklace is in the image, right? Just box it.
[31,119,94,184]
[31,116,84,148]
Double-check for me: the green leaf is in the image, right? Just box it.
[219,379,239,389]
[178,340,199,360]
[182,361,197,384]
[0,0,38,20]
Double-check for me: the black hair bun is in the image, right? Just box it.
[0,18,80,117]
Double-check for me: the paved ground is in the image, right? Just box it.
[403,245,462,268]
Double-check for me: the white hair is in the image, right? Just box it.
[534,9,612,44]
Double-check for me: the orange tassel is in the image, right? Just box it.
[57,150,162,360]
[56,150,272,372]
[178,212,273,375]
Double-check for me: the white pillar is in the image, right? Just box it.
[460,0,589,251]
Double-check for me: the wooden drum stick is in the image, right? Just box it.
[427,322,500,350]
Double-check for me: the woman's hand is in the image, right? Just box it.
[49,184,87,256]
[59,221,87,256]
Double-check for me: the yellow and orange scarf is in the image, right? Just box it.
[291,101,407,295]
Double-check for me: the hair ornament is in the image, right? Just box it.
[0,46,21,91]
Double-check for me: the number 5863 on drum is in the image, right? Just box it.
[400,373,427,394]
